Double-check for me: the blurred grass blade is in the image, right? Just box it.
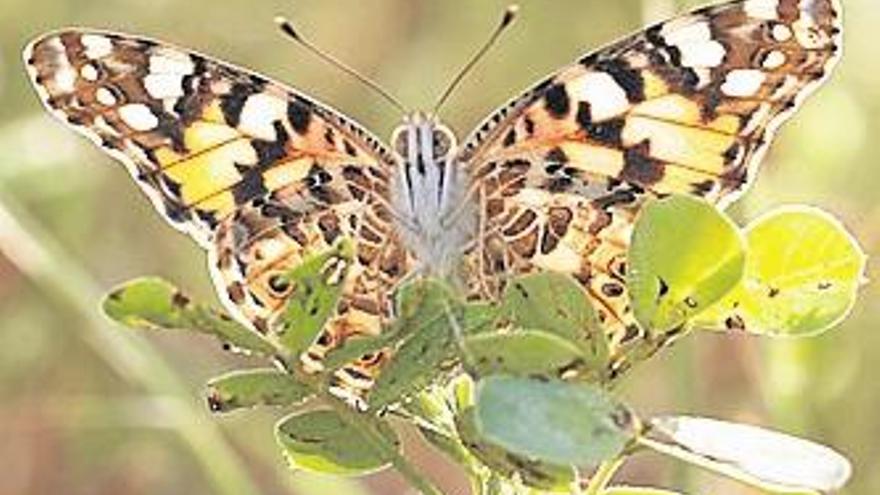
[0,192,265,495]
[206,368,313,413]
[102,277,277,356]
[275,409,397,476]
[275,240,354,355]
[695,206,867,336]
[628,195,745,334]
[474,376,638,466]
[643,415,851,493]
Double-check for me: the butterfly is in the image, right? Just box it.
[24,0,842,399]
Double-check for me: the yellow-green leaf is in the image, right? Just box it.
[695,206,866,336]
[628,195,745,334]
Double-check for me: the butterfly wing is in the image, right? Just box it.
[458,0,842,361]
[24,31,411,390]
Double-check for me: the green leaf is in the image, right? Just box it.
[102,277,276,356]
[602,488,689,495]
[464,330,588,378]
[205,369,313,413]
[694,206,866,336]
[368,280,493,408]
[323,297,499,372]
[322,333,392,371]
[644,416,851,493]
[628,195,745,334]
[368,280,459,408]
[500,273,608,368]
[474,376,637,466]
[275,239,355,355]
[456,407,576,491]
[459,302,501,336]
[275,409,397,476]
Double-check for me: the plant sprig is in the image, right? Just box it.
[102,196,864,495]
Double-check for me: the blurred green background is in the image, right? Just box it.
[0,0,876,493]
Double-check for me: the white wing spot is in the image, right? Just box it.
[54,67,77,93]
[677,40,727,68]
[238,93,287,141]
[662,20,712,46]
[568,72,629,121]
[81,34,113,59]
[144,73,185,98]
[80,63,99,81]
[744,0,781,20]
[149,49,195,74]
[660,20,726,68]
[119,103,159,131]
[721,69,767,97]
[96,87,117,106]
[772,23,793,42]
[763,50,787,69]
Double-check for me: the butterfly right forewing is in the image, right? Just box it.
[458,0,843,364]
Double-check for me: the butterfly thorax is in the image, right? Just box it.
[390,112,475,275]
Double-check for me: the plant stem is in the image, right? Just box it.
[583,457,626,495]
[287,363,447,495]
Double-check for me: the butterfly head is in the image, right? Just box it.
[391,111,457,167]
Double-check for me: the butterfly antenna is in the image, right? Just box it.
[432,4,520,115]
[275,16,408,115]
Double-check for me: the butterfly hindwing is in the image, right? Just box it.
[459,0,842,355]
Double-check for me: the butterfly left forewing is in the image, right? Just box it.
[459,0,842,360]
[25,30,413,399]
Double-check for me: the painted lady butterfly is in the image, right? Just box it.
[24,0,842,396]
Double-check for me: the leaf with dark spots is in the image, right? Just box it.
[500,273,609,376]
[102,277,277,356]
[275,240,355,355]
[275,409,398,475]
[463,330,589,379]
[205,369,312,413]
[628,195,745,335]
[454,408,575,491]
[695,206,865,337]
